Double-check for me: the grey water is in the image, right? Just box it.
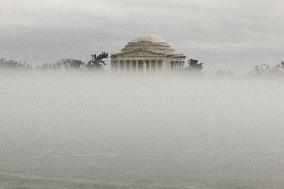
[0,72,284,189]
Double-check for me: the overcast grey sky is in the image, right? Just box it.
[0,0,283,70]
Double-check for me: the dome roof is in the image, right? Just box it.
[121,35,175,55]
[111,35,186,58]
[131,34,166,43]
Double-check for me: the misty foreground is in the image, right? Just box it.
[0,72,284,189]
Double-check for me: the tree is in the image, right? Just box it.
[254,64,271,76]
[55,59,84,69]
[70,59,84,69]
[86,52,109,70]
[184,59,203,72]
[0,58,32,70]
[252,62,284,77]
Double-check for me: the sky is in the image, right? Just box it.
[0,0,283,71]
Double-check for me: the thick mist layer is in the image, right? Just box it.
[0,72,284,189]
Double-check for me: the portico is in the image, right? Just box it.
[111,35,186,72]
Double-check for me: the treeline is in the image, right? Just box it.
[1,54,284,77]
[0,52,109,71]
[0,54,204,72]
[251,61,284,77]
[0,58,32,70]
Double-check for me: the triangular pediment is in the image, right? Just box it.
[113,49,166,57]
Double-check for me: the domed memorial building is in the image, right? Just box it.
[111,35,186,72]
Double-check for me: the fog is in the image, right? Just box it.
[0,72,284,189]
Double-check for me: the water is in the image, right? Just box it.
[0,71,284,189]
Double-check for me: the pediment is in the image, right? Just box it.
[117,49,166,57]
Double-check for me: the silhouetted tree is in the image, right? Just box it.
[184,59,203,72]
[86,52,108,70]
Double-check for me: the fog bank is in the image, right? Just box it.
[0,72,284,189]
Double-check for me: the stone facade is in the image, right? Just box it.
[111,35,186,72]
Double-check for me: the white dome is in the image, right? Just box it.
[132,34,166,43]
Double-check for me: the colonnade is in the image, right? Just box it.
[111,59,183,72]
